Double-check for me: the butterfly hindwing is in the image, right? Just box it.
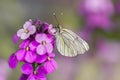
[62,28,89,54]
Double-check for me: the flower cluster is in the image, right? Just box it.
[8,19,57,80]
[78,0,115,41]
[79,0,114,30]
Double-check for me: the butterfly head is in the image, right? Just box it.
[54,24,62,33]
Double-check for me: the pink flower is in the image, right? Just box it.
[86,14,113,30]
[21,63,47,80]
[21,63,33,75]
[44,53,58,73]
[48,24,56,35]
[17,20,36,40]
[9,19,58,80]
[35,33,53,55]
[8,53,18,69]
[80,0,114,16]
[79,0,114,30]
[16,40,37,63]
[12,34,19,44]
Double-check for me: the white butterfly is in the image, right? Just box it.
[54,25,89,57]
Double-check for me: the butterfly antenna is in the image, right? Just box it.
[58,12,64,27]
[53,13,60,27]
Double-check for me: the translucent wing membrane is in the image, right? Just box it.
[56,28,89,57]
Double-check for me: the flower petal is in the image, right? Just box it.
[23,21,32,29]
[48,24,53,29]
[16,49,26,61]
[45,37,52,43]
[29,41,39,52]
[36,45,46,55]
[44,59,58,73]
[35,19,41,25]
[48,24,56,35]
[12,34,19,44]
[35,55,47,63]
[36,66,47,80]
[21,63,33,75]
[19,74,29,80]
[45,43,53,53]
[48,53,55,58]
[28,25,36,34]
[21,33,30,40]
[25,51,37,63]
[17,29,24,37]
[8,53,18,69]
[41,23,49,32]
[19,40,30,49]
[51,59,58,69]
[35,34,48,43]
[27,74,36,80]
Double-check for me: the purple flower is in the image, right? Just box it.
[8,53,18,69]
[29,41,39,52]
[25,51,37,63]
[35,33,53,55]
[35,19,41,25]
[13,33,19,44]
[21,63,47,80]
[17,20,36,40]
[21,63,33,75]
[19,74,29,80]
[35,53,55,64]
[36,66,47,80]
[35,55,48,63]
[35,21,49,33]
[16,40,37,63]
[27,74,36,80]
[80,0,114,16]
[79,0,114,30]
[48,24,56,35]
[86,14,113,30]
[44,53,58,73]
[35,53,58,73]
[44,59,58,73]
[16,40,30,61]
[9,19,58,80]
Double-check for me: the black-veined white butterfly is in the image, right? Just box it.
[53,24,89,57]
[52,13,89,57]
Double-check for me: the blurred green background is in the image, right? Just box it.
[0,0,120,80]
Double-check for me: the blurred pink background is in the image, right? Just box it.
[0,0,120,80]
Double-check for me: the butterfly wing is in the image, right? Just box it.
[56,31,78,57]
[56,28,89,57]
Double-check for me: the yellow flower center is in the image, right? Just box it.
[47,57,51,61]
[34,71,37,74]
[41,41,46,45]
[26,47,29,51]
[24,29,29,34]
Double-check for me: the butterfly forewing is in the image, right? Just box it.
[56,31,78,56]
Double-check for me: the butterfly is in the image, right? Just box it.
[53,24,89,57]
